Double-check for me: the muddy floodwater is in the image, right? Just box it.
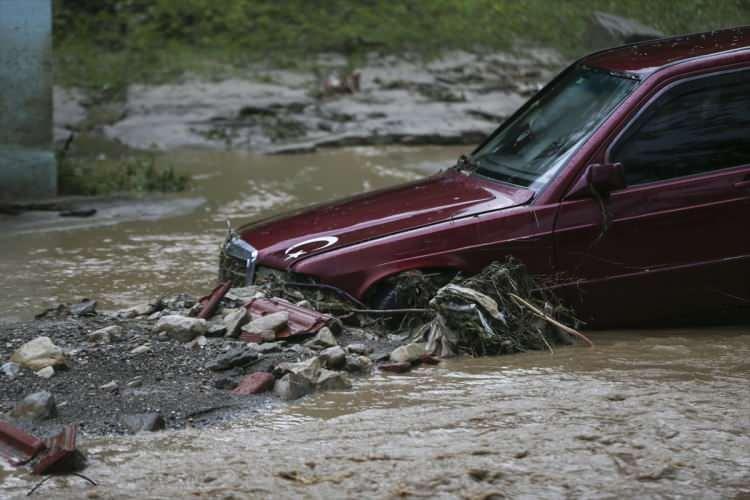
[0,146,464,321]
[1,146,749,498]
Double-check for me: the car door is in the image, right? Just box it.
[552,68,750,327]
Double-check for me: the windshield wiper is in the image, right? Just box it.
[454,154,480,173]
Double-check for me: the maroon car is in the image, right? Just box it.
[223,27,750,327]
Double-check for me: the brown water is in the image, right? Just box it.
[0,146,463,320]
[1,147,749,498]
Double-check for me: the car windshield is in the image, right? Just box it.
[472,66,637,191]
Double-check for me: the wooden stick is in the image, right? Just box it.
[508,293,594,348]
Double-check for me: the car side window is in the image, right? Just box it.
[611,70,750,186]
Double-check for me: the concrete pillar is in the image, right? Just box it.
[0,0,56,200]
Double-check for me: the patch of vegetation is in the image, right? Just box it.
[58,155,189,196]
[53,0,750,92]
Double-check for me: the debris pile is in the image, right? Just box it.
[419,259,585,357]
[0,258,588,441]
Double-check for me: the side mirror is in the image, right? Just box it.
[565,162,625,200]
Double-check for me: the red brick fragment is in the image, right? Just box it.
[378,362,412,373]
[232,372,276,395]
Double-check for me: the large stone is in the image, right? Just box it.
[12,391,57,420]
[207,345,259,371]
[389,343,427,363]
[121,413,165,433]
[243,312,288,338]
[316,369,352,391]
[274,372,314,401]
[130,344,151,355]
[153,315,207,342]
[304,327,337,350]
[319,346,346,370]
[87,325,123,344]
[223,309,249,338]
[346,343,371,355]
[119,303,155,319]
[226,286,262,302]
[206,321,228,338]
[35,366,55,379]
[70,299,97,316]
[232,372,276,395]
[344,355,373,374]
[11,336,67,370]
[1,362,20,379]
[274,356,322,382]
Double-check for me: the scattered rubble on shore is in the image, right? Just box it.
[1,259,589,449]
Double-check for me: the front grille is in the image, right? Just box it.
[218,248,249,287]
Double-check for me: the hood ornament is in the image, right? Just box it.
[284,236,339,261]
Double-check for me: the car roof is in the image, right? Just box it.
[582,26,750,78]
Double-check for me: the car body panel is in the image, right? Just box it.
[233,27,750,327]
[241,169,533,269]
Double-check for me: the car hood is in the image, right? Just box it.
[239,170,533,268]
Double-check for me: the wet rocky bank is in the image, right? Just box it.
[0,291,417,437]
[55,49,562,154]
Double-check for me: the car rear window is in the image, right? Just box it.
[611,69,750,185]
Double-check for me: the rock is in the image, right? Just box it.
[232,372,276,395]
[390,343,426,363]
[207,345,259,371]
[12,391,57,420]
[274,356,322,382]
[162,293,196,310]
[70,299,97,316]
[187,335,208,350]
[304,327,337,350]
[153,315,207,342]
[243,311,288,339]
[379,362,412,373]
[1,362,21,379]
[100,380,118,391]
[121,413,165,433]
[130,344,151,355]
[126,376,143,388]
[11,336,67,370]
[87,325,123,344]
[35,366,55,379]
[344,355,373,374]
[274,373,314,401]
[206,322,227,338]
[585,11,664,50]
[226,286,262,302]
[316,369,352,391]
[147,310,165,321]
[119,303,155,318]
[213,376,239,390]
[223,309,249,338]
[251,341,283,354]
[286,344,312,356]
[319,346,346,370]
[346,343,371,355]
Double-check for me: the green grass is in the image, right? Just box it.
[54,0,750,92]
[58,155,189,196]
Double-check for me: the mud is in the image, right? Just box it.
[55,50,562,153]
[2,327,749,499]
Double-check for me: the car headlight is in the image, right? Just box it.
[219,224,258,286]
